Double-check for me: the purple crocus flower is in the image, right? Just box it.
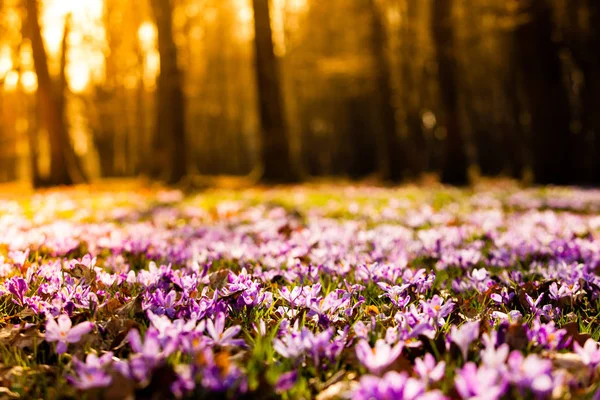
[9,249,29,267]
[414,353,446,384]
[354,321,369,339]
[574,338,600,367]
[206,312,245,347]
[275,371,297,393]
[273,328,305,360]
[525,293,544,315]
[198,347,247,393]
[128,328,162,358]
[148,289,178,318]
[69,352,113,390]
[377,282,411,308]
[171,364,196,398]
[69,368,112,390]
[489,287,513,305]
[6,277,28,306]
[506,351,555,396]
[548,282,580,300]
[450,321,480,361]
[352,371,447,400]
[480,342,509,369]
[304,327,345,365]
[116,328,165,383]
[528,320,568,350]
[45,315,94,354]
[491,310,522,324]
[355,339,404,375]
[420,295,454,326]
[470,268,489,282]
[454,362,507,400]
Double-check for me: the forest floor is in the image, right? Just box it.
[0,183,599,399]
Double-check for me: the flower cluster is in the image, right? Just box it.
[0,186,599,398]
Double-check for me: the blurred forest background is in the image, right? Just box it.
[0,0,599,187]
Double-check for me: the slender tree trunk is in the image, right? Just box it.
[26,0,72,186]
[0,95,5,182]
[135,78,146,175]
[0,89,5,182]
[58,15,88,183]
[504,64,526,180]
[432,0,469,185]
[150,0,187,184]
[134,27,149,177]
[368,0,404,182]
[26,95,42,186]
[586,69,600,183]
[580,0,600,183]
[90,88,116,177]
[400,1,426,177]
[252,0,300,183]
[514,0,572,185]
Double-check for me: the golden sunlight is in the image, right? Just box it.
[138,21,160,89]
[19,43,34,70]
[21,70,38,93]
[41,0,105,93]
[144,50,160,89]
[67,61,90,93]
[287,0,308,13]
[138,21,157,52]
[270,0,308,55]
[0,46,12,78]
[3,70,19,92]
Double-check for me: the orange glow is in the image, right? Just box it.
[287,0,308,13]
[41,0,104,53]
[138,22,157,52]
[67,61,90,93]
[144,50,160,89]
[138,22,160,90]
[0,46,12,78]
[21,71,38,93]
[4,71,19,92]
[234,0,254,42]
[238,6,253,24]
[1,0,310,93]
[39,0,105,93]
[271,0,309,54]
[4,8,20,28]
[19,42,34,70]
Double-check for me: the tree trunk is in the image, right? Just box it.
[26,0,73,187]
[368,0,404,182]
[252,0,300,183]
[586,69,600,183]
[504,54,526,180]
[27,95,43,187]
[150,0,187,184]
[514,0,572,185]
[346,95,378,179]
[58,14,88,184]
[579,0,600,183]
[432,0,469,185]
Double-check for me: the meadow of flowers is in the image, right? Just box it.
[0,184,600,399]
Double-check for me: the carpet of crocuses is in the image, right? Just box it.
[1,184,600,399]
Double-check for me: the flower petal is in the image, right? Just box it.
[66,322,94,343]
[45,317,60,342]
[57,315,72,331]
